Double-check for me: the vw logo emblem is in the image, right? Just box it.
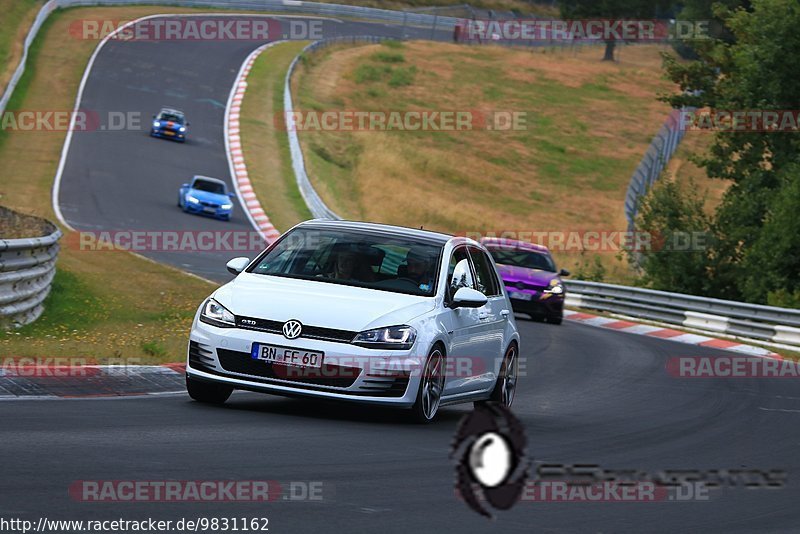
[282,320,303,339]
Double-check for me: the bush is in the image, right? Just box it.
[372,51,405,63]
[388,66,416,87]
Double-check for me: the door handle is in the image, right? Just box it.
[478,312,489,320]
[500,309,510,318]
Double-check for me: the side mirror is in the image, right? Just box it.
[186,121,190,126]
[152,114,156,119]
[451,287,488,308]
[559,269,570,277]
[226,257,250,275]
[228,192,235,198]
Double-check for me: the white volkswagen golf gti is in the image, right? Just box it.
[186,220,521,422]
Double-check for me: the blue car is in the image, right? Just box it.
[151,107,188,142]
[178,176,235,220]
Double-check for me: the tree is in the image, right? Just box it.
[632,178,712,296]
[560,0,674,60]
[660,0,800,305]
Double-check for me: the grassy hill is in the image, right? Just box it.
[292,41,694,281]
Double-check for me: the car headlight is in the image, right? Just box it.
[186,195,200,204]
[545,284,564,295]
[221,203,232,210]
[179,126,186,132]
[199,298,235,328]
[352,325,416,350]
[153,121,161,128]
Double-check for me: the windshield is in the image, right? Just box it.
[486,245,556,273]
[158,112,184,123]
[249,227,443,297]
[192,179,226,195]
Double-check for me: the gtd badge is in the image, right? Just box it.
[241,319,257,326]
[282,320,303,339]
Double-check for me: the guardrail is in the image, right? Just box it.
[0,209,62,328]
[564,280,800,350]
[284,36,390,220]
[623,108,691,235]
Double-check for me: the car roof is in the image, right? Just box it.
[480,236,551,253]
[296,219,454,246]
[159,108,184,116]
[191,175,226,186]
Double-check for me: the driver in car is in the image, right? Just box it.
[402,247,435,292]
[326,246,375,282]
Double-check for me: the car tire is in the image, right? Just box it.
[410,345,446,423]
[186,375,233,405]
[547,315,563,325]
[489,342,519,408]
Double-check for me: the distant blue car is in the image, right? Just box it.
[151,107,188,142]
[178,176,235,220]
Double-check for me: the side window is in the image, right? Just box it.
[469,247,500,297]
[448,247,476,297]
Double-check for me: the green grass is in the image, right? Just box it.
[6,269,108,335]
[293,42,677,282]
[388,66,416,87]
[0,1,41,82]
[372,51,405,63]
[0,3,52,152]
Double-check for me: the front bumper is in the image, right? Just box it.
[151,128,185,141]
[507,290,564,317]
[187,321,423,407]
[183,201,232,219]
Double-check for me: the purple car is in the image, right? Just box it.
[481,237,569,324]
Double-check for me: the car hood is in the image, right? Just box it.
[214,273,436,332]
[188,188,229,204]
[496,263,559,287]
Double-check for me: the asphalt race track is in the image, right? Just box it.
[7,14,797,533]
[3,319,800,532]
[56,16,450,282]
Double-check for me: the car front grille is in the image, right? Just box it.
[216,348,359,389]
[200,201,218,208]
[212,349,409,397]
[506,281,547,292]
[235,316,357,344]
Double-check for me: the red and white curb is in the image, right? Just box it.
[564,310,783,359]
[225,42,284,244]
[0,363,187,400]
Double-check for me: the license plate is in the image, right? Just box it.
[164,130,175,136]
[509,291,533,301]
[203,207,216,213]
[251,343,323,368]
